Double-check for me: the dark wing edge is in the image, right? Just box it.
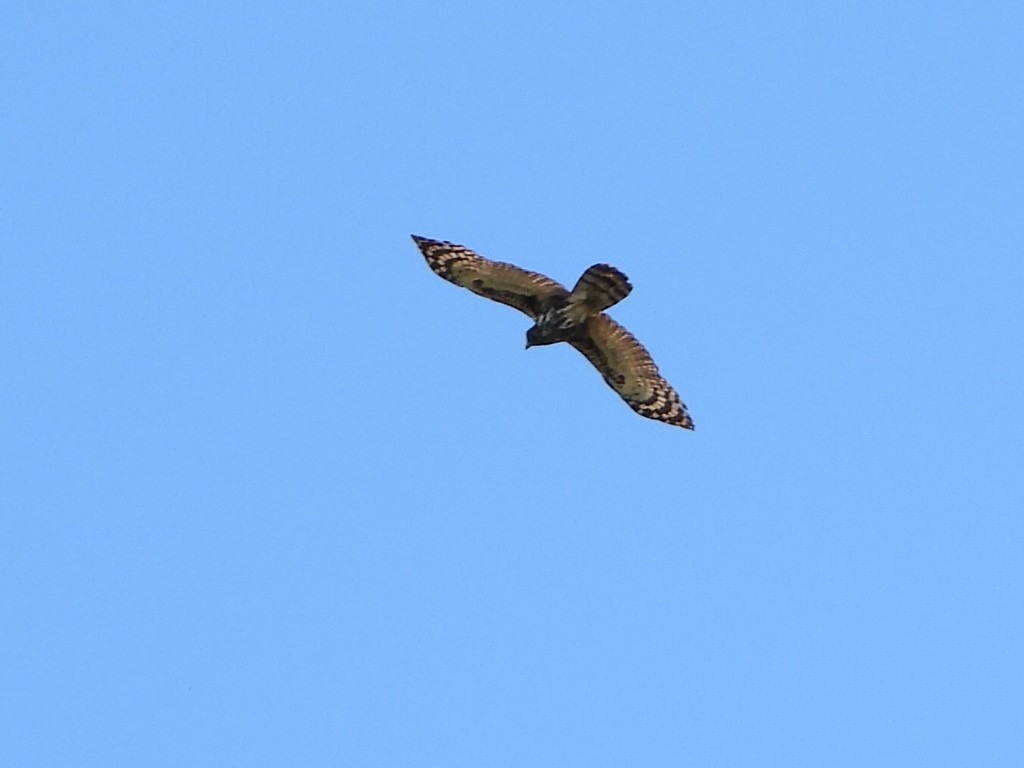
[569,313,694,429]
[411,235,567,319]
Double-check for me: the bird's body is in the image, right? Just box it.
[524,262,634,348]
[526,298,586,347]
[411,235,694,429]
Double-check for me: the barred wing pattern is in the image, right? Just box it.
[412,235,567,320]
[570,313,694,429]
[569,264,632,312]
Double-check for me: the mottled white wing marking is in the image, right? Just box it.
[570,313,694,429]
[412,235,567,320]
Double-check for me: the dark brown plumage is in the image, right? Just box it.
[411,235,694,429]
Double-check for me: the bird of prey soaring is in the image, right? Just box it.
[411,235,694,429]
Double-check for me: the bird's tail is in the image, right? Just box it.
[569,264,632,312]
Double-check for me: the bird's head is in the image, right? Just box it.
[525,324,559,349]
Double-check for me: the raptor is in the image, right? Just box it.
[412,235,694,429]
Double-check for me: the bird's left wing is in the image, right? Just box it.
[570,313,694,429]
[412,235,568,320]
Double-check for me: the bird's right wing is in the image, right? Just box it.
[412,235,568,320]
[570,313,694,429]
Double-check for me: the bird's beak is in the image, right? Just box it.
[525,340,532,350]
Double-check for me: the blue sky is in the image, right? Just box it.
[3,1,1022,765]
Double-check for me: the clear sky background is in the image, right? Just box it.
[3,2,1022,765]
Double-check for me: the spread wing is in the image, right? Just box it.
[412,235,568,320]
[570,313,694,429]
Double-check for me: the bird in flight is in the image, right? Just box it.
[411,235,694,429]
